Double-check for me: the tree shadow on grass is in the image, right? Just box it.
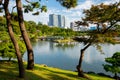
[0,66,49,80]
[25,71,48,80]
[34,66,83,80]
[0,61,82,80]
[40,67,78,77]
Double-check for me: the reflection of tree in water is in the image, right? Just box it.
[55,42,77,50]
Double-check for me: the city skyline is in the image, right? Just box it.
[23,0,119,25]
[0,0,119,25]
[49,14,67,28]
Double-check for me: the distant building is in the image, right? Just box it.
[49,14,66,28]
[90,26,97,30]
[49,14,58,27]
[70,22,78,31]
[70,22,89,31]
[58,15,65,28]
[70,22,74,29]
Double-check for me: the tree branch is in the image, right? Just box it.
[11,6,16,14]
[0,0,3,5]
[82,42,92,51]
[25,0,41,3]
[25,0,32,3]
[102,21,118,34]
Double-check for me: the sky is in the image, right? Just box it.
[23,0,119,27]
[1,0,120,27]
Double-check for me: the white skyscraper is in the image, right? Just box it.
[49,14,66,28]
[58,15,65,28]
[49,14,58,27]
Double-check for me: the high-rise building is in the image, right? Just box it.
[58,15,65,28]
[49,14,58,27]
[49,14,66,28]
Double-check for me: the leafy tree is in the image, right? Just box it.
[103,52,120,79]
[2,0,25,78]
[27,21,37,33]
[74,2,120,78]
[0,0,78,77]
[11,12,18,21]
[15,0,78,70]
[56,0,77,9]
[0,40,26,61]
[16,0,35,70]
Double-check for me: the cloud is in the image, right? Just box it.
[23,0,95,25]
[19,0,120,27]
[103,0,120,5]
[75,0,94,10]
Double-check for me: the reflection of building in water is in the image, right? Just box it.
[49,41,54,50]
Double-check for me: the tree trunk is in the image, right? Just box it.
[114,73,118,79]
[4,0,25,78]
[8,57,12,62]
[76,43,91,78]
[16,0,34,70]
[76,49,85,77]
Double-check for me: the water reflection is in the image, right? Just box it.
[23,41,120,76]
[55,42,77,51]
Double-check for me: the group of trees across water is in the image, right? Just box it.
[0,0,120,79]
[0,15,82,60]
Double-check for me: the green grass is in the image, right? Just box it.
[0,61,114,80]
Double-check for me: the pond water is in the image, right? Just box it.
[23,41,120,76]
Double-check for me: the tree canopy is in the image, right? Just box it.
[82,2,120,33]
[103,52,120,79]
[74,2,120,78]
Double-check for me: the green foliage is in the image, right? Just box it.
[0,6,3,12]
[0,40,26,60]
[83,2,120,31]
[23,0,78,15]
[0,2,3,12]
[103,52,120,77]
[25,22,77,38]
[0,31,9,41]
[31,2,40,8]
[56,0,78,9]
[25,21,37,33]
[103,64,120,74]
[23,1,47,15]
[0,16,26,60]
[83,2,120,23]
[11,21,21,35]
[0,16,78,41]
[11,12,18,21]
[74,2,120,55]
[41,5,47,12]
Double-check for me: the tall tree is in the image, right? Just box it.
[16,0,34,70]
[3,0,25,78]
[74,2,120,78]
[16,0,78,70]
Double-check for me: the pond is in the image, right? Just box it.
[23,41,120,76]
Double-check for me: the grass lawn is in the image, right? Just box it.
[0,61,114,80]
